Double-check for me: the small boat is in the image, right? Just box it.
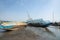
[0,22,27,31]
[26,19,52,28]
[0,25,15,31]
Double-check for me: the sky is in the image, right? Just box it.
[0,0,60,22]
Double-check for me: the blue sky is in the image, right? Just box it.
[0,0,60,22]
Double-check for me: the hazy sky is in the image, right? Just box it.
[0,0,60,22]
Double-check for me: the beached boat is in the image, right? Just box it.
[0,22,27,31]
[0,24,16,31]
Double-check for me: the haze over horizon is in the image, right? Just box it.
[0,0,60,22]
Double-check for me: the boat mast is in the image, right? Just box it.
[22,0,32,21]
[52,11,55,22]
[27,11,32,20]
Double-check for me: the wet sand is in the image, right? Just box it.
[0,26,40,40]
[0,26,60,40]
[0,28,40,40]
